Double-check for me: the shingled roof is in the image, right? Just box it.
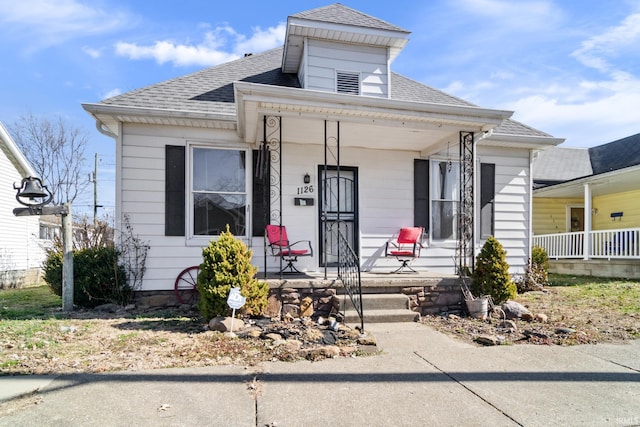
[589,132,640,174]
[290,3,409,33]
[99,45,549,139]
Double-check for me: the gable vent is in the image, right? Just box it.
[336,71,360,95]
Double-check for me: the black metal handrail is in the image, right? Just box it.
[336,228,364,332]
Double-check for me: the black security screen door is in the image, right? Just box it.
[319,166,358,266]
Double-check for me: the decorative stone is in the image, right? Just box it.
[501,301,532,319]
[208,316,245,332]
[302,345,340,360]
[474,335,500,346]
[264,332,283,341]
[555,327,577,335]
[521,312,534,322]
[498,320,518,331]
[356,335,377,346]
[282,303,299,318]
[299,296,314,318]
[535,313,548,323]
[264,294,282,318]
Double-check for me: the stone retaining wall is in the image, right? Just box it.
[134,277,464,318]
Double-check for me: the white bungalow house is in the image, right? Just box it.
[83,4,562,307]
[0,121,51,287]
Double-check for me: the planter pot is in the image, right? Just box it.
[465,297,488,320]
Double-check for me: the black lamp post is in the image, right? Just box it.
[13,176,73,311]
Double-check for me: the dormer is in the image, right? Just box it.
[282,4,410,98]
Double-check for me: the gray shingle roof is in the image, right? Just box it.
[101,48,300,116]
[291,3,409,33]
[589,132,640,174]
[98,45,549,139]
[532,147,592,183]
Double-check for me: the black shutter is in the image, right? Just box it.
[414,159,430,233]
[252,149,270,236]
[480,163,495,238]
[165,145,185,236]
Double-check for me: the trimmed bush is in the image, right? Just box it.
[197,227,269,322]
[44,246,130,308]
[472,236,517,304]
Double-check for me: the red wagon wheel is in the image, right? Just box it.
[174,266,200,305]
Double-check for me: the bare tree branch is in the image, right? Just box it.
[10,114,89,205]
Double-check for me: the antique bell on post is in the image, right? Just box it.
[14,176,53,207]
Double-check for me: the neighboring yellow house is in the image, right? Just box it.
[532,133,640,277]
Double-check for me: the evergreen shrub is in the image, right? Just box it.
[44,246,130,308]
[471,236,517,304]
[197,227,269,322]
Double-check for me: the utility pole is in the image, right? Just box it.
[90,153,103,224]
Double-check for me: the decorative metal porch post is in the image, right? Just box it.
[458,131,475,275]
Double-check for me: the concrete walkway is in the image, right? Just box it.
[1,322,639,426]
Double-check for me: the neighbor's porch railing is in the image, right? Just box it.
[533,228,640,259]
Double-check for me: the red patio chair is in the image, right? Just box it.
[385,227,424,273]
[265,224,313,274]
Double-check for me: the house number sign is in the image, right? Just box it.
[296,185,314,195]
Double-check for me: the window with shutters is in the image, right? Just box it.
[336,71,360,95]
[190,146,248,238]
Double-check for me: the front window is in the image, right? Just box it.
[431,160,459,240]
[191,147,247,237]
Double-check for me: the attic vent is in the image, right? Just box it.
[336,71,360,95]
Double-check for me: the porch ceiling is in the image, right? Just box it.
[235,82,513,155]
[534,165,640,198]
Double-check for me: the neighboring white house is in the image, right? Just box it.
[83,4,563,293]
[0,121,50,287]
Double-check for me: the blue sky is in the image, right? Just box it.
[1,0,639,217]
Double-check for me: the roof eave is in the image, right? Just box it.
[483,132,565,149]
[82,103,237,137]
[282,16,410,73]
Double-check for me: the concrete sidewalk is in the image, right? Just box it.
[0,322,639,426]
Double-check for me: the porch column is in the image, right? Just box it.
[583,183,592,260]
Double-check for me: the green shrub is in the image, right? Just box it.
[197,227,269,322]
[43,246,130,308]
[471,236,517,304]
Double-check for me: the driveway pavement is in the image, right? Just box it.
[0,322,638,426]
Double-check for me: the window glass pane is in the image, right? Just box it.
[432,161,459,201]
[193,148,245,192]
[432,201,458,240]
[193,193,246,236]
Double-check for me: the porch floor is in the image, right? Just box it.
[261,270,459,292]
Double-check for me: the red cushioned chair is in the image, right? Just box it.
[385,227,424,273]
[265,224,313,274]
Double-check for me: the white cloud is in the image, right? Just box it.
[458,0,562,31]
[114,23,285,67]
[571,12,640,74]
[83,46,101,59]
[0,0,133,51]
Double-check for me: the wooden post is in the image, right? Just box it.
[61,203,74,311]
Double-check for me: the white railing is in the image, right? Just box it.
[533,228,640,260]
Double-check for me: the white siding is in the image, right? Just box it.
[304,39,388,98]
[0,147,45,285]
[118,124,250,291]
[477,146,532,274]
[118,122,534,291]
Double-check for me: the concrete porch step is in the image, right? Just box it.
[341,293,418,323]
[343,308,419,324]
[340,293,410,311]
